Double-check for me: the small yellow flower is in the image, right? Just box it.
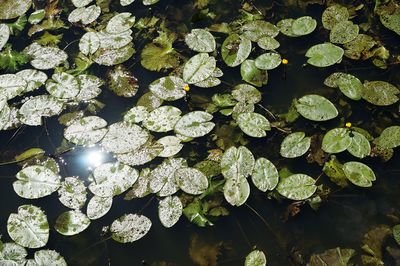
[345,122,352,128]
[183,84,190,92]
[282,58,289,65]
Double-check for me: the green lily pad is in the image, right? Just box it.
[240,59,268,87]
[185,29,216,53]
[7,205,49,248]
[361,81,399,106]
[343,161,376,187]
[111,214,152,243]
[324,72,363,100]
[322,128,352,153]
[0,0,32,20]
[115,140,163,166]
[54,210,90,236]
[245,250,267,266]
[237,112,271,138]
[277,174,317,200]
[94,44,135,66]
[156,136,183,158]
[149,158,187,196]
[393,224,400,245]
[143,106,181,132]
[375,126,400,149]
[255,52,281,70]
[106,13,135,34]
[0,24,10,51]
[276,19,297,37]
[223,177,250,206]
[149,76,186,101]
[32,249,67,266]
[292,16,317,36]
[232,84,261,104]
[295,94,338,121]
[107,65,138,98]
[124,106,149,124]
[183,53,216,84]
[280,132,311,158]
[257,36,280,50]
[347,132,371,159]
[221,34,252,67]
[46,72,80,99]
[251,157,279,192]
[379,8,400,36]
[174,167,209,195]
[241,20,279,41]
[174,111,215,138]
[330,21,359,44]
[221,146,255,180]
[305,43,344,67]
[322,5,349,30]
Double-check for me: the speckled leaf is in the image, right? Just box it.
[232,84,261,104]
[185,29,216,53]
[106,13,135,34]
[143,106,181,132]
[257,36,280,50]
[223,177,250,206]
[124,168,152,199]
[380,9,400,35]
[7,205,49,248]
[54,210,90,236]
[0,24,10,51]
[251,157,279,192]
[156,136,183,157]
[111,214,151,243]
[75,74,103,101]
[277,174,317,200]
[24,43,67,70]
[137,92,163,111]
[174,111,215,138]
[58,177,87,210]
[87,195,113,220]
[245,250,267,266]
[393,224,400,245]
[221,146,255,180]
[295,94,338,121]
[305,43,344,67]
[277,19,297,37]
[16,69,47,93]
[183,53,216,84]
[322,5,349,30]
[13,165,61,199]
[240,59,268,87]
[0,0,32,20]
[241,20,279,41]
[94,44,135,66]
[72,0,92,7]
[255,52,281,70]
[107,65,138,97]
[375,126,400,149]
[0,242,27,265]
[237,112,270,138]
[221,34,252,67]
[322,128,352,153]
[121,0,135,6]
[124,106,149,124]
[64,116,108,145]
[292,16,317,36]
[102,122,148,153]
[0,74,28,100]
[149,158,187,196]
[324,72,363,100]
[361,81,399,106]
[0,98,10,130]
[149,76,186,101]
[19,95,64,126]
[115,141,163,166]
[32,250,67,266]
[158,196,183,228]
[343,161,376,187]
[46,72,80,99]
[97,30,133,49]
[89,162,138,197]
[194,76,221,88]
[79,32,100,55]
[280,132,311,158]
[330,21,359,44]
[347,132,371,158]
[174,167,208,195]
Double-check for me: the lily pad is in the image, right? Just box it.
[277,174,317,200]
[16,69,47,93]
[257,36,280,50]
[330,21,359,44]
[79,32,100,56]
[46,72,80,99]
[185,29,216,53]
[175,167,208,195]
[277,19,297,37]
[255,52,281,70]
[324,72,363,100]
[305,43,344,67]
[115,141,163,166]
[240,59,268,87]
[322,128,352,153]
[245,250,267,266]
[174,111,215,138]
[149,158,187,196]
[0,74,26,100]
[343,161,376,187]
[111,214,152,243]
[0,24,10,51]
[251,157,279,192]
[221,34,252,67]
[295,94,338,121]
[347,132,371,159]
[149,76,186,101]
[237,112,271,138]
[7,205,49,248]
[308,247,355,266]
[361,81,399,106]
[221,146,255,180]
[0,242,27,265]
[223,177,250,206]
[322,5,349,30]
[232,84,261,104]
[64,116,108,145]
[24,43,67,70]
[124,106,149,124]
[292,16,317,36]
[58,177,87,210]
[375,126,400,149]
[143,106,181,132]
[106,13,135,34]
[87,195,113,220]
[379,8,400,36]
[0,0,32,20]
[13,165,61,199]
[54,210,90,236]
[32,250,67,266]
[280,132,311,158]
[183,53,216,84]
[158,196,183,228]
[156,136,183,157]
[241,20,279,41]
[94,44,135,66]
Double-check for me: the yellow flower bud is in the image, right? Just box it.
[183,84,190,92]
[345,122,352,128]
[282,58,289,65]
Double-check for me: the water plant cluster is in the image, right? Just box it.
[0,0,399,265]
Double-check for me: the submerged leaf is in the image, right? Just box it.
[308,247,355,266]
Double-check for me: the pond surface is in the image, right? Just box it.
[1,0,400,265]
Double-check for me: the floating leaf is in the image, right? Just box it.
[97,30,132,50]
[295,94,338,121]
[241,20,279,41]
[0,242,27,265]
[330,21,359,44]
[69,5,101,25]
[46,72,80,99]
[125,168,152,199]
[237,112,270,138]
[14,148,44,162]
[149,76,186,101]
[223,177,250,206]
[156,136,183,157]
[16,69,47,93]
[322,5,349,30]
[79,32,100,55]
[54,210,90,236]
[58,177,87,210]
[343,34,376,60]
[87,195,113,220]
[24,43,67,70]
[0,74,28,100]
[93,43,135,66]
[111,214,152,243]
[89,162,138,197]
[107,65,138,97]
[276,19,297,37]
[379,8,400,36]
[158,196,183,228]
[280,132,311,158]
[106,13,135,34]
[393,225,400,245]
[194,76,221,88]
[174,111,215,138]
[322,128,352,153]
[245,250,267,266]
[185,29,216,53]
[72,0,92,7]
[240,59,268,87]
[255,52,281,70]
[375,126,400,149]
[343,161,376,187]
[13,165,61,199]
[124,106,149,124]
[231,84,261,104]
[149,158,187,196]
[7,205,49,248]
[64,116,108,145]
[308,247,355,266]
[257,36,280,50]
[121,0,135,6]
[276,174,317,200]
[183,53,216,84]
[361,81,399,106]
[0,98,10,130]
[32,250,67,266]
[143,106,181,132]
[221,146,255,180]
[324,72,363,100]
[251,157,279,192]
[0,0,32,20]
[75,74,103,101]
[115,141,163,166]
[174,167,209,195]
[292,16,317,36]
[221,34,252,67]
[347,132,371,159]
[102,122,148,153]
[0,24,10,51]
[305,43,344,67]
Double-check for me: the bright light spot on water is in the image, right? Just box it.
[85,150,105,168]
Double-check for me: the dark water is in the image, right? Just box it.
[1,0,400,265]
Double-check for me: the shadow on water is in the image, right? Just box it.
[1,0,400,265]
